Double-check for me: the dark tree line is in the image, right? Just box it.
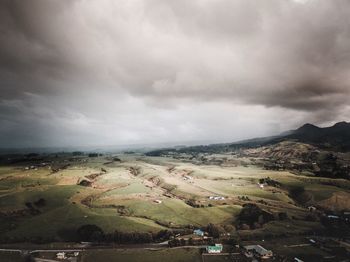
[76,225,191,244]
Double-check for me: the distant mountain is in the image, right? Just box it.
[282,121,350,151]
[216,121,350,151]
[146,121,350,156]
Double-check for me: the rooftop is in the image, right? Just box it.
[244,245,272,256]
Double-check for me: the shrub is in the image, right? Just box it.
[77,224,104,242]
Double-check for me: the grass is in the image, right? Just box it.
[2,204,165,241]
[304,183,343,201]
[103,182,151,195]
[203,255,232,262]
[94,197,241,227]
[268,244,329,261]
[0,154,347,243]
[0,251,24,262]
[130,199,241,226]
[0,175,57,191]
[81,248,202,262]
[0,183,164,241]
[238,220,324,240]
[0,185,78,211]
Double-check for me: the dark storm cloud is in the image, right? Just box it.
[143,0,350,111]
[0,0,350,147]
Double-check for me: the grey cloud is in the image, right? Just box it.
[0,0,350,147]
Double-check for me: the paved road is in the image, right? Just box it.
[0,248,22,253]
[0,245,205,254]
[0,248,83,254]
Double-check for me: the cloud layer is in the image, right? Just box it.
[1,0,350,148]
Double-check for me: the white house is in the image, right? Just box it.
[206,244,223,253]
[56,252,66,260]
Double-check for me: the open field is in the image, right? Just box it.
[80,248,202,262]
[0,251,24,262]
[0,153,349,243]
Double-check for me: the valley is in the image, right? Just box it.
[0,123,350,261]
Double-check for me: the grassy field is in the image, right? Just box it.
[202,255,232,262]
[243,236,331,261]
[238,220,324,240]
[94,197,241,226]
[0,251,24,262]
[0,153,348,242]
[81,248,202,262]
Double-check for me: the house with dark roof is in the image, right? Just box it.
[244,245,273,259]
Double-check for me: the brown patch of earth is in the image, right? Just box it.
[318,191,350,211]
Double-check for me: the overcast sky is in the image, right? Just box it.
[1,0,350,148]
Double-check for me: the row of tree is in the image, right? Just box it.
[75,223,237,243]
[76,225,192,243]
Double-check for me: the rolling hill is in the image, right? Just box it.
[146,122,350,180]
[147,121,350,156]
[281,121,350,151]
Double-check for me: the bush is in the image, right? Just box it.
[289,186,305,197]
[77,224,104,242]
[88,153,99,157]
[34,198,46,208]
[240,224,250,230]
[238,203,274,227]
[278,212,288,220]
[72,151,83,156]
[206,223,225,238]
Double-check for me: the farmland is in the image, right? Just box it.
[1,152,348,245]
[80,248,202,262]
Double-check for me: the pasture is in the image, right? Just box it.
[0,153,348,242]
[80,248,202,262]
